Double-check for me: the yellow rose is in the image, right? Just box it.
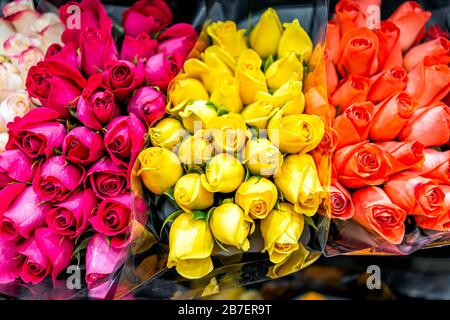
[209,203,255,251]
[167,76,209,115]
[207,21,247,58]
[265,52,303,90]
[249,8,283,59]
[179,100,218,133]
[208,113,249,154]
[267,108,324,154]
[274,154,323,216]
[202,45,236,72]
[167,212,214,279]
[210,77,243,114]
[236,49,268,105]
[273,78,305,115]
[149,118,188,150]
[278,18,313,61]
[174,173,214,212]
[241,99,278,129]
[201,153,245,193]
[243,138,283,177]
[260,202,304,264]
[178,135,214,165]
[235,177,278,219]
[137,147,183,195]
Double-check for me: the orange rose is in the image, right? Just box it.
[335,0,366,37]
[331,179,355,220]
[374,21,403,71]
[352,186,406,244]
[353,0,381,13]
[326,22,340,64]
[369,92,418,141]
[330,74,370,110]
[367,67,408,103]
[325,50,339,96]
[414,185,450,232]
[410,149,449,184]
[311,127,338,187]
[404,37,450,71]
[376,141,424,175]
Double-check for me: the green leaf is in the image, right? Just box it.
[215,238,230,252]
[277,191,284,203]
[244,165,251,181]
[105,236,111,249]
[164,187,175,201]
[247,125,260,139]
[263,55,274,73]
[217,107,230,116]
[69,107,78,119]
[53,148,62,155]
[335,105,341,115]
[432,146,442,152]
[192,210,207,221]
[304,216,318,231]
[221,198,234,205]
[187,165,205,175]
[206,207,216,223]
[160,210,183,237]
[206,100,219,112]
[72,237,90,258]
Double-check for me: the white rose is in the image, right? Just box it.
[3,0,40,35]
[0,62,24,100]
[0,132,8,152]
[0,90,32,132]
[0,19,15,56]
[3,33,41,56]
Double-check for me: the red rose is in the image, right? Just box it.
[86,157,128,199]
[367,67,408,103]
[45,43,79,70]
[330,180,355,220]
[63,127,104,166]
[102,59,145,101]
[376,141,424,175]
[80,28,118,76]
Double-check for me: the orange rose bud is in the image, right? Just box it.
[330,180,355,220]
[367,67,408,103]
[335,0,366,37]
[414,185,450,232]
[325,49,339,96]
[404,37,450,71]
[410,149,449,184]
[326,22,340,64]
[374,21,403,71]
[376,141,424,175]
[330,74,370,110]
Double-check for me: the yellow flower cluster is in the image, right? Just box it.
[136,8,325,280]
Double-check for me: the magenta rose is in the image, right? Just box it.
[102,59,145,101]
[0,239,23,284]
[16,235,50,285]
[127,86,166,126]
[45,189,98,238]
[104,113,146,169]
[45,43,79,70]
[0,149,36,188]
[63,127,104,166]
[89,194,132,247]
[59,0,113,44]
[25,60,87,118]
[33,156,85,203]
[157,23,197,63]
[144,51,179,91]
[85,233,127,289]
[0,183,26,216]
[120,32,158,62]
[86,157,128,200]
[6,108,66,159]
[122,0,173,37]
[80,27,118,76]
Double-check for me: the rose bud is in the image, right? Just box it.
[369,92,418,141]
[25,60,87,118]
[404,37,450,71]
[120,32,157,62]
[414,185,450,232]
[0,91,32,132]
[352,186,406,244]
[374,21,403,71]
[144,51,179,92]
[33,156,85,202]
[335,0,366,36]
[334,101,374,149]
[267,244,316,279]
[5,107,66,159]
[272,78,305,115]
[45,43,79,70]
[178,135,214,166]
[167,77,209,114]
[16,234,50,284]
[179,100,217,133]
[410,149,449,184]
[274,154,323,216]
[330,75,370,111]
[167,211,214,279]
[208,113,248,154]
[310,128,338,185]
[85,233,127,289]
[326,22,340,63]
[201,153,245,193]
[210,77,243,114]
[243,138,283,177]
[137,147,183,195]
[102,59,145,101]
[261,202,304,264]
[277,18,313,60]
[387,1,431,52]
[0,149,36,188]
[127,86,166,126]
[80,27,118,76]
[330,180,355,220]
[268,109,324,155]
[0,239,23,284]
[3,0,39,34]
[122,0,172,37]
[376,141,424,174]
[249,8,282,59]
[0,183,26,216]
[235,177,278,220]
[174,173,214,212]
[0,186,50,241]
[207,20,247,58]
[236,49,267,105]
[265,53,303,90]
[104,113,146,168]
[334,141,393,188]
[45,189,97,238]
[0,62,23,101]
[368,67,408,103]
[398,101,450,147]
[87,157,128,199]
[157,23,198,63]
[149,118,188,150]
[241,98,277,130]
[63,127,104,166]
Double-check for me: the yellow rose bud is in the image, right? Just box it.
[137,147,183,195]
[265,52,303,90]
[236,49,268,105]
[208,113,249,154]
[241,99,277,129]
[179,100,218,133]
[260,202,304,264]
[273,78,305,115]
[174,173,214,212]
[207,21,248,58]
[209,203,255,251]
[243,138,283,177]
[167,76,209,115]
[278,18,313,61]
[274,154,323,216]
[210,77,243,114]
[249,8,283,59]
[201,153,245,193]
[235,177,278,219]
[268,108,324,154]
[203,45,236,72]
[149,118,188,150]
[178,135,215,165]
[167,212,214,279]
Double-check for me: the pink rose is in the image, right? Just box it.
[0,239,23,284]
[157,23,197,63]
[80,28,118,76]
[0,149,36,188]
[144,51,180,92]
[26,60,87,118]
[45,189,97,238]
[86,157,128,200]
[127,86,166,126]
[0,183,25,215]
[45,43,79,70]
[122,0,173,37]
[410,149,449,184]
[6,108,66,159]
[120,32,157,62]
[63,127,104,166]
[33,156,85,203]
[102,59,145,101]
[16,235,50,284]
